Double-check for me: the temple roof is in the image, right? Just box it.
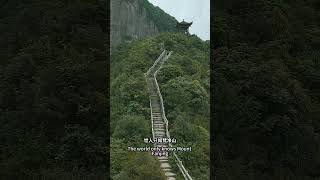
[177,20,193,26]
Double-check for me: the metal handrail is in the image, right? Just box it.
[149,92,155,139]
[146,50,166,75]
[154,52,171,136]
[147,50,193,180]
[145,50,167,140]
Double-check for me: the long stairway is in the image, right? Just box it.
[146,50,176,180]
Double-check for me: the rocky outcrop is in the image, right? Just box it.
[111,0,159,49]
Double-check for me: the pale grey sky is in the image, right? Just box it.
[148,0,210,40]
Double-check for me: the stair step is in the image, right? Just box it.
[154,125,164,128]
[154,130,165,132]
[167,177,176,180]
[165,172,176,177]
[154,129,165,132]
[161,163,171,168]
[155,134,165,137]
[154,125,164,127]
[154,124,164,126]
[159,159,168,162]
[162,168,171,172]
[155,131,165,134]
[154,131,165,134]
[153,123,164,126]
[154,127,164,130]
[154,129,165,131]
[158,156,168,159]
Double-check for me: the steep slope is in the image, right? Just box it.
[111,0,177,49]
[146,50,177,179]
[110,33,209,179]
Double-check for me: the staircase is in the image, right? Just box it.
[146,50,176,180]
[146,49,193,180]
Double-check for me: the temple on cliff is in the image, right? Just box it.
[176,19,193,34]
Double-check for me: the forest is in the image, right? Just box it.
[212,0,320,179]
[140,0,177,32]
[110,33,210,179]
[0,0,109,179]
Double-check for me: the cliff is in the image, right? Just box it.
[111,0,177,49]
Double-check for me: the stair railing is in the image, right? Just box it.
[151,51,193,180]
[145,50,167,139]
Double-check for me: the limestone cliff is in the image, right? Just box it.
[111,0,177,49]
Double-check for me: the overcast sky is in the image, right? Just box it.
[148,0,210,40]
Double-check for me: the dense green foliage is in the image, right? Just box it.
[111,33,209,179]
[157,34,210,179]
[0,0,108,179]
[213,0,320,179]
[110,33,166,179]
[140,0,177,32]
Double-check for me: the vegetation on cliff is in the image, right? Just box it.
[141,0,178,32]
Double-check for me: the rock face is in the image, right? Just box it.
[111,0,159,49]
